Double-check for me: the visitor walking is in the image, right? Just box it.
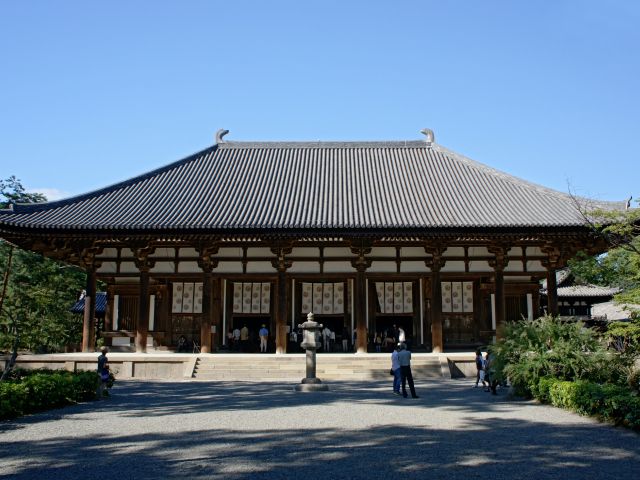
[474,350,486,388]
[391,344,401,395]
[259,324,269,353]
[398,343,419,398]
[97,347,110,398]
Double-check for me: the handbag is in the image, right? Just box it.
[389,368,395,376]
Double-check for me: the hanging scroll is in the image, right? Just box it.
[301,282,347,315]
[375,282,414,314]
[441,281,474,313]
[172,282,204,314]
[232,282,273,314]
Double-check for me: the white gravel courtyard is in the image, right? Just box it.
[1,378,638,479]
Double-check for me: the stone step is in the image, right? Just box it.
[192,355,446,381]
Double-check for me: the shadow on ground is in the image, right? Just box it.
[1,379,638,480]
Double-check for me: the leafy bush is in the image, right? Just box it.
[492,315,629,396]
[530,377,640,430]
[0,369,99,420]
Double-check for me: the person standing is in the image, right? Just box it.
[322,326,331,352]
[232,327,241,351]
[398,343,419,398]
[240,324,249,352]
[97,347,110,398]
[474,350,485,388]
[258,324,269,353]
[342,326,349,352]
[391,344,401,395]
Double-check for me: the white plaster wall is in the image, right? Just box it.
[444,247,465,256]
[178,247,198,257]
[468,260,492,272]
[324,261,356,273]
[97,261,117,274]
[400,261,429,273]
[370,247,395,257]
[247,247,272,257]
[526,260,545,272]
[505,261,525,273]
[98,248,118,258]
[150,247,174,258]
[150,262,174,274]
[510,247,523,256]
[246,261,275,273]
[120,248,134,258]
[120,261,138,273]
[467,246,489,257]
[288,262,320,273]
[400,246,425,257]
[323,247,352,257]
[216,261,243,273]
[441,261,466,272]
[368,261,396,273]
[527,247,544,256]
[178,261,200,273]
[217,248,243,258]
[290,247,319,257]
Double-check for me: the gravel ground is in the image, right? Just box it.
[1,378,638,480]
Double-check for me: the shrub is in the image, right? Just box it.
[492,315,628,396]
[0,369,99,420]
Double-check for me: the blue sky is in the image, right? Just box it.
[1,1,638,202]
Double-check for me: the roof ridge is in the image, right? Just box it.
[219,140,428,148]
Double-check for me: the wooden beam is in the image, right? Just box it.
[81,267,96,352]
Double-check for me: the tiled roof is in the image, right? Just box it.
[0,137,626,235]
[555,285,621,298]
[70,292,107,315]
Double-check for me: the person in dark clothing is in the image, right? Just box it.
[398,343,419,398]
[97,347,110,398]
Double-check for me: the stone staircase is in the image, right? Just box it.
[192,354,448,381]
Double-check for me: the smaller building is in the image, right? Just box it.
[540,269,620,322]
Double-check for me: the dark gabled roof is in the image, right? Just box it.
[0,137,627,235]
[70,292,107,315]
[541,269,620,298]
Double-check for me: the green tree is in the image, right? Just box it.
[0,177,86,356]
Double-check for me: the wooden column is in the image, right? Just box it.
[81,267,96,352]
[197,242,219,354]
[211,277,221,352]
[272,244,293,354]
[425,245,446,353]
[541,243,575,318]
[133,245,155,353]
[201,272,213,353]
[136,269,150,353]
[546,268,559,317]
[489,245,510,340]
[350,242,372,354]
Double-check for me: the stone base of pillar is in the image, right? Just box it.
[295,383,329,392]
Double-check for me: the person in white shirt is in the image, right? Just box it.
[398,327,406,343]
[232,327,241,351]
[398,343,419,398]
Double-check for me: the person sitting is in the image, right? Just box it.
[177,335,188,352]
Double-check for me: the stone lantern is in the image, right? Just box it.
[294,312,329,391]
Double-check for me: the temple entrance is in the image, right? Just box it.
[232,316,272,352]
[374,315,414,351]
